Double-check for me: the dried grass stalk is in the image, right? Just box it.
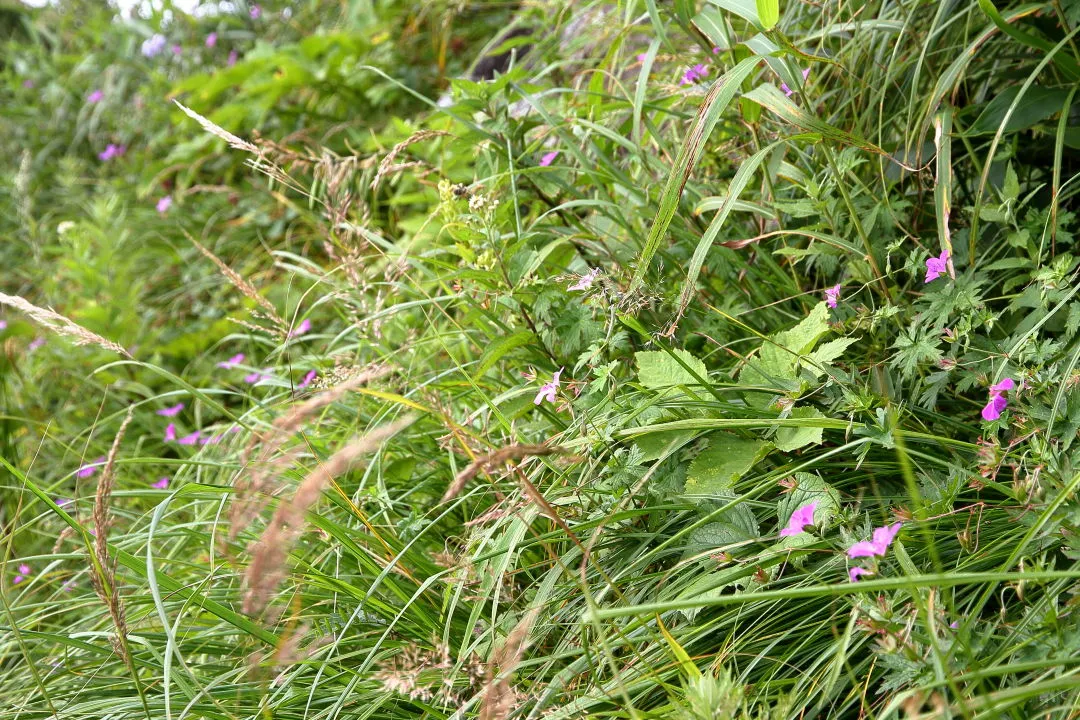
[242,416,412,615]
[478,607,540,720]
[174,100,260,154]
[0,293,132,358]
[90,409,133,661]
[442,444,565,503]
[187,235,286,331]
[371,130,450,192]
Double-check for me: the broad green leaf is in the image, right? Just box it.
[775,301,831,355]
[756,0,779,30]
[968,86,1070,136]
[806,337,860,377]
[635,429,696,462]
[774,406,825,452]
[710,0,763,28]
[685,433,770,494]
[636,349,708,389]
[473,330,535,380]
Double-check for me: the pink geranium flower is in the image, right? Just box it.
[206,32,217,48]
[297,370,317,389]
[164,423,177,442]
[848,567,873,582]
[151,477,170,489]
[244,370,268,384]
[157,403,184,417]
[156,196,172,214]
[178,431,201,446]
[780,501,818,537]
[539,151,559,167]
[217,353,245,369]
[227,50,239,67]
[781,68,811,97]
[288,319,311,338]
[925,249,949,283]
[847,522,902,559]
[824,284,841,309]
[568,268,600,292]
[680,63,709,85]
[87,89,103,104]
[534,368,562,405]
[250,4,262,19]
[77,456,106,478]
[981,377,1015,421]
[98,144,126,161]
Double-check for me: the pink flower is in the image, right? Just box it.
[680,63,709,85]
[568,268,600,292]
[28,337,45,351]
[981,377,1014,421]
[178,431,201,446]
[76,456,106,478]
[534,368,562,405]
[151,477,170,489]
[22,79,34,89]
[781,68,811,97]
[12,575,23,585]
[18,564,30,575]
[779,501,817,537]
[156,196,172,214]
[227,50,239,67]
[846,522,902,559]
[540,151,559,167]
[635,53,647,62]
[288,318,311,338]
[244,371,268,384]
[250,4,262,19]
[848,567,873,582]
[156,403,184,417]
[925,249,949,283]
[164,423,177,442]
[0,320,7,330]
[217,353,245,369]
[87,89,103,104]
[297,370,317,389]
[98,144,126,161]
[171,44,183,56]
[824,284,841,309]
[712,46,721,54]
[206,32,218,48]
[55,497,72,507]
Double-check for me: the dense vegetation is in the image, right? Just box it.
[3,0,1080,718]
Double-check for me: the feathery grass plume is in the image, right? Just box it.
[370,129,450,192]
[174,100,260,154]
[478,607,540,720]
[187,234,286,332]
[89,409,133,661]
[229,364,393,540]
[0,292,132,358]
[242,416,412,615]
[442,443,567,503]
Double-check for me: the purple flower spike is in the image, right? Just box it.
[925,249,950,283]
[534,368,562,406]
[217,353,245,369]
[848,567,873,582]
[780,501,818,537]
[824,284,841,309]
[539,151,559,167]
[157,403,185,417]
[178,431,201,446]
[77,456,106,478]
[151,477,170,489]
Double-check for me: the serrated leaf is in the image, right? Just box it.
[740,302,833,394]
[636,349,707,389]
[806,336,859,377]
[685,433,770,495]
[774,406,825,451]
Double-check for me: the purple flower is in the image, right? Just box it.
[780,501,818,537]
[28,337,45,351]
[981,377,1015,421]
[156,196,172,214]
[680,63,709,85]
[0,320,7,330]
[98,144,125,161]
[87,89,103,104]
[712,46,721,54]
[533,368,562,405]
[539,151,559,167]
[156,403,185,417]
[848,567,873,582]
[12,575,23,585]
[178,431,201,446]
[206,32,218,48]
[635,53,647,62]
[250,4,262,19]
[76,456,106,478]
[171,44,183,56]
[949,620,959,629]
[824,284,841,309]
[781,68,811,97]
[568,268,600,292]
[297,370,317,389]
[288,318,312,338]
[151,477,170,489]
[227,50,239,67]
[217,353,245,369]
[55,497,72,508]
[142,33,167,58]
[847,522,902,559]
[925,249,949,283]
[244,370,268,384]
[164,423,177,442]
[18,564,30,575]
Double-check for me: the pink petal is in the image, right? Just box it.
[178,431,201,446]
[297,370,317,389]
[848,567,872,582]
[846,540,880,559]
[164,423,177,442]
[156,403,185,417]
[981,393,1008,421]
[288,318,312,338]
[151,477,170,489]
[540,151,559,167]
[871,522,902,551]
[989,377,1014,395]
[18,564,30,575]
[217,353,245,369]
[780,501,817,537]
[77,456,106,478]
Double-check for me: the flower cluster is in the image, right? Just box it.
[846,522,902,582]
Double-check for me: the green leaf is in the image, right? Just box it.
[636,349,707,389]
[774,406,825,452]
[740,302,833,392]
[806,337,859,377]
[710,0,763,27]
[685,433,771,494]
[756,0,779,29]
[968,86,1069,136]
[472,330,535,380]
